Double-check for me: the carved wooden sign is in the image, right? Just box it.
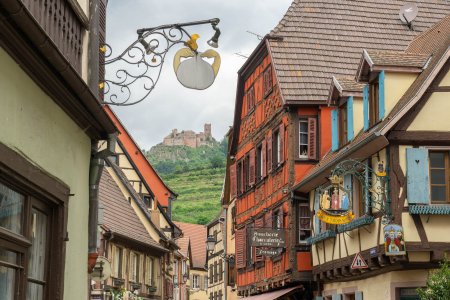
[251,229,285,247]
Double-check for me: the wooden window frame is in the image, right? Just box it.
[256,143,263,182]
[296,116,318,161]
[0,144,69,300]
[429,150,450,204]
[246,85,255,113]
[369,77,379,127]
[338,103,348,147]
[263,65,273,98]
[297,203,311,244]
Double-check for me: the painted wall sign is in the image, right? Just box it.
[384,224,406,256]
[256,248,283,257]
[251,229,285,247]
[173,48,221,90]
[351,252,368,269]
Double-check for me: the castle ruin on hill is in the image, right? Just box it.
[162,123,215,148]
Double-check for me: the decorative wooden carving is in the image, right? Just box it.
[22,0,83,72]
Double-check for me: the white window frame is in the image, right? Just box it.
[299,119,309,159]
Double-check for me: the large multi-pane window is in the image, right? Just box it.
[0,179,61,300]
[112,245,124,278]
[192,274,200,289]
[129,251,140,283]
[298,205,311,243]
[299,119,309,158]
[429,151,450,203]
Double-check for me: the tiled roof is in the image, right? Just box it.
[407,14,450,54]
[175,222,207,269]
[99,169,166,251]
[268,0,450,104]
[366,50,430,68]
[176,236,190,258]
[334,77,366,92]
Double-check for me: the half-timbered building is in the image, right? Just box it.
[294,15,450,300]
[227,1,450,299]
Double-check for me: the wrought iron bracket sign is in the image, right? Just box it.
[316,159,391,225]
[101,18,221,106]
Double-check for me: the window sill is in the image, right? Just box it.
[306,230,336,245]
[294,158,318,163]
[271,162,285,175]
[409,204,450,215]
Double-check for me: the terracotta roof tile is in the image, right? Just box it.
[176,237,190,258]
[175,222,207,269]
[268,0,450,103]
[99,169,165,251]
[366,50,430,68]
[407,14,450,54]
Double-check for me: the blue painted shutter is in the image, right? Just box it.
[355,291,363,300]
[331,109,339,151]
[363,85,369,131]
[332,294,342,300]
[314,191,321,235]
[378,71,385,120]
[406,148,430,204]
[347,96,354,141]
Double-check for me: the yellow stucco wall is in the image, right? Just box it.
[0,47,92,299]
[407,92,450,131]
[352,97,364,135]
[190,269,208,300]
[385,72,418,118]
[439,69,450,86]
[323,269,428,300]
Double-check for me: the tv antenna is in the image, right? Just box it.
[234,52,249,59]
[246,30,263,40]
[399,3,418,30]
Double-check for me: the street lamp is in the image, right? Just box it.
[206,235,216,252]
[101,18,221,106]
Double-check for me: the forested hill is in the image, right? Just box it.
[145,140,227,224]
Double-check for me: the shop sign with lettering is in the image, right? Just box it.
[256,248,283,257]
[251,229,285,247]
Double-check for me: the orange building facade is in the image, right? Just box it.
[229,40,332,298]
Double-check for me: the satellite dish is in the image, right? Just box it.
[91,256,112,282]
[399,3,418,24]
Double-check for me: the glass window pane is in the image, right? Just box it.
[28,208,47,281]
[27,282,44,300]
[299,121,307,133]
[299,145,308,157]
[300,133,308,144]
[0,266,15,300]
[0,182,24,234]
[431,186,446,201]
[430,152,445,168]
[431,169,446,184]
[0,247,18,265]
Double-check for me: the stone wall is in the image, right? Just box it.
[162,123,215,148]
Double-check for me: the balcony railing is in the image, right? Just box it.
[21,0,84,72]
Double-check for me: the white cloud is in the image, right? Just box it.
[106,0,292,149]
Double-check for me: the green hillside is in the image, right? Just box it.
[145,141,227,224]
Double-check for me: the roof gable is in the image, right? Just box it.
[267,0,450,104]
[175,222,207,269]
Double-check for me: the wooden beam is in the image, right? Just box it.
[411,215,430,249]
[389,131,450,145]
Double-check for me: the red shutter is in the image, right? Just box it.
[279,123,285,163]
[230,163,237,199]
[264,211,272,228]
[235,228,246,269]
[262,141,267,178]
[239,161,244,195]
[267,135,273,173]
[249,149,256,186]
[255,218,264,261]
[308,118,317,160]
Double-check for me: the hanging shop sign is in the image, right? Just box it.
[317,175,355,225]
[173,47,221,90]
[351,252,369,269]
[384,224,406,256]
[256,248,283,257]
[251,229,285,247]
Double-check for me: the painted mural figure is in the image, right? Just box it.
[331,188,340,210]
[384,224,406,256]
[321,190,331,209]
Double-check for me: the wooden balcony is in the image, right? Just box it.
[21,0,86,72]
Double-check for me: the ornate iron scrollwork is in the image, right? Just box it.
[101,18,220,106]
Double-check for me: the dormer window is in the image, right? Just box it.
[338,103,348,147]
[331,97,354,151]
[369,76,380,126]
[363,71,385,131]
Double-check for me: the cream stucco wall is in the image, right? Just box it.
[384,72,418,118]
[439,69,450,86]
[189,269,208,300]
[323,269,428,300]
[0,47,92,299]
[352,97,364,135]
[407,92,450,131]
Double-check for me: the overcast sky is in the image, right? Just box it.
[106,0,292,149]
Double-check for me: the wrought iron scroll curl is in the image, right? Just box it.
[316,159,392,224]
[101,19,220,106]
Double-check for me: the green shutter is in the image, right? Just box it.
[331,109,339,151]
[363,85,369,130]
[378,71,385,120]
[406,148,430,204]
[347,96,354,141]
[314,191,321,235]
[355,291,363,300]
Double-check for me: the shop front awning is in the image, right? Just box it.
[241,286,303,300]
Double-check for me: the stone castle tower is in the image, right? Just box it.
[162,123,215,148]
